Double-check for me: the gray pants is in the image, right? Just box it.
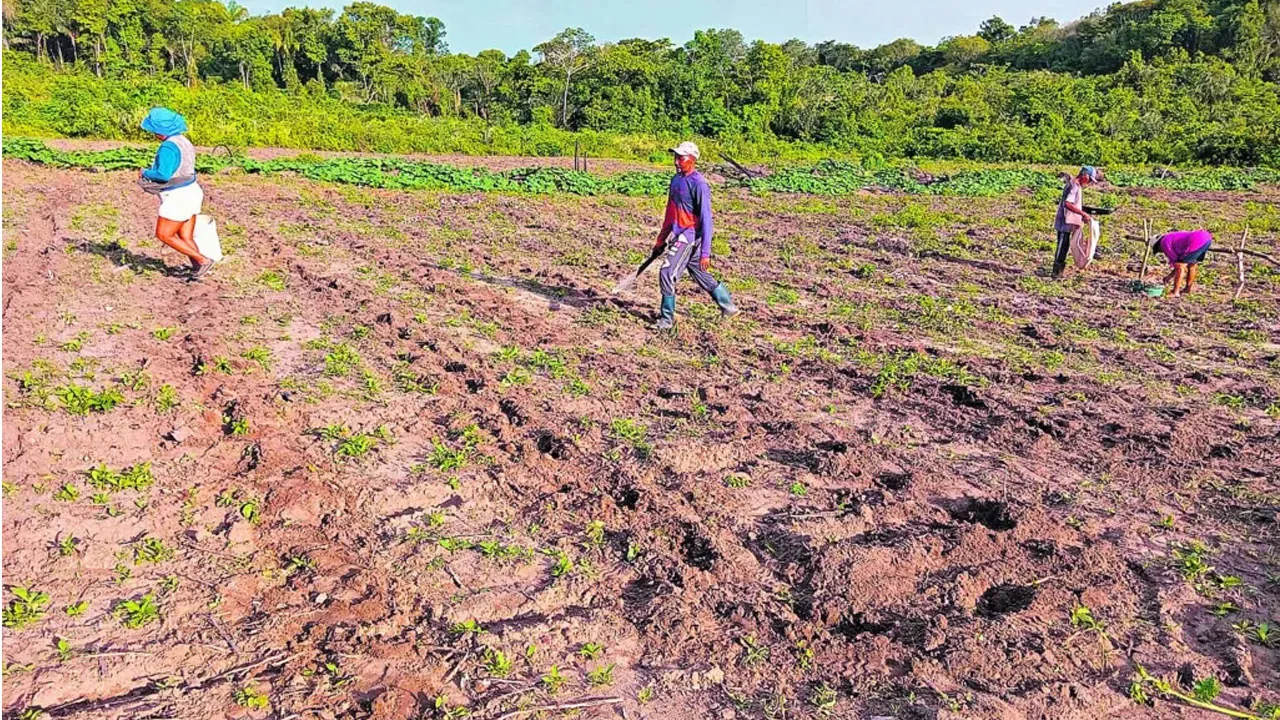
[658,233,719,298]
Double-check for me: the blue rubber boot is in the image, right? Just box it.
[712,283,739,318]
[654,295,676,330]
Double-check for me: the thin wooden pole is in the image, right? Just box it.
[1138,219,1153,283]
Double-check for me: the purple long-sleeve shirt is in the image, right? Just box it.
[1159,229,1213,264]
[656,170,714,259]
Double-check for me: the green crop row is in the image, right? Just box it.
[6,138,1279,198]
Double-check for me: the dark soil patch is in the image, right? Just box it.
[948,498,1017,531]
[977,583,1037,617]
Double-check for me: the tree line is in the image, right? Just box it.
[3,0,1280,165]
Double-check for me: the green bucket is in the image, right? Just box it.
[1144,284,1165,297]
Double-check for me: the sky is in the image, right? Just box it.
[239,0,1098,55]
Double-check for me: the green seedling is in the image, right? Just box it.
[450,619,483,635]
[233,685,270,710]
[115,594,159,628]
[637,686,654,703]
[578,642,604,660]
[587,663,616,687]
[154,384,180,412]
[56,536,81,557]
[811,684,837,716]
[482,648,513,678]
[335,433,376,459]
[541,664,566,694]
[55,637,73,661]
[1211,602,1239,617]
[550,553,574,578]
[64,601,89,617]
[241,346,272,372]
[584,520,605,548]
[283,554,316,575]
[133,537,174,565]
[3,587,51,629]
[151,327,177,340]
[1070,605,1105,632]
[53,483,80,502]
[739,635,769,666]
[1173,542,1214,581]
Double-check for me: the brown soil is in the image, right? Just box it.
[3,159,1278,720]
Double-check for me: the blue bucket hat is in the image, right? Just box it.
[1079,165,1100,181]
[140,107,188,137]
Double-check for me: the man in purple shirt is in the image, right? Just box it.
[652,141,738,330]
[1152,229,1213,296]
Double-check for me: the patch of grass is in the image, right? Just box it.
[323,343,361,377]
[608,418,652,458]
[256,270,287,291]
[241,346,272,372]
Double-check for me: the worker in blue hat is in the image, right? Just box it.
[138,107,213,279]
[1052,165,1103,278]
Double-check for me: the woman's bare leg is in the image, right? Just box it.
[1169,263,1187,296]
[154,216,205,264]
[1185,264,1198,294]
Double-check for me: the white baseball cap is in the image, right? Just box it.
[671,141,700,159]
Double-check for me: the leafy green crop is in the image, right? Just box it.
[6,138,1277,198]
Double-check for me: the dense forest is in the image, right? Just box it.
[3,0,1280,165]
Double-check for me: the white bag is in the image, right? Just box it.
[1070,219,1100,269]
[194,214,223,262]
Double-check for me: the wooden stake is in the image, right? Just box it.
[573,141,579,172]
[1138,219,1152,283]
[1232,228,1248,301]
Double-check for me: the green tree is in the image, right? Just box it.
[534,27,595,128]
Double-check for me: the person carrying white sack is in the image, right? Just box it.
[138,107,215,280]
[1051,165,1103,278]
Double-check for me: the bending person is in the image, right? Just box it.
[652,141,738,330]
[1153,229,1213,296]
[139,107,213,280]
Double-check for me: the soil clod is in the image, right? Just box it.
[681,527,718,571]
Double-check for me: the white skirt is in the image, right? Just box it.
[157,182,204,221]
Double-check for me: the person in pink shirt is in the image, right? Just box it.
[1152,229,1213,296]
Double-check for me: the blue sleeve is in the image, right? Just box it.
[142,141,181,182]
[696,177,713,258]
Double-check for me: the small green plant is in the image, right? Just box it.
[637,686,654,704]
[1070,605,1105,632]
[2,586,51,629]
[788,481,808,496]
[550,553,574,578]
[1250,622,1275,647]
[323,343,361,377]
[115,594,160,628]
[482,648,513,678]
[541,665,566,694]
[56,384,124,415]
[53,483,80,502]
[55,637,73,661]
[1210,601,1239,617]
[810,684,837,717]
[241,346,272,372]
[283,554,316,576]
[584,520,605,548]
[1193,677,1221,703]
[134,537,175,565]
[154,384,180,412]
[233,685,271,710]
[225,416,250,436]
[725,474,751,488]
[1172,541,1214,582]
[450,618,483,635]
[64,601,89,617]
[586,663,616,687]
[578,642,605,660]
[739,635,769,666]
[335,433,377,459]
[428,439,470,471]
[1153,514,1176,530]
[151,327,177,340]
